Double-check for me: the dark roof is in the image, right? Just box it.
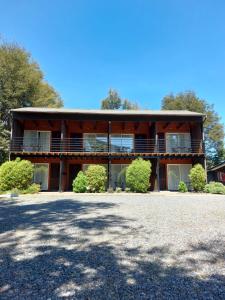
[208,161,225,171]
[11,107,205,117]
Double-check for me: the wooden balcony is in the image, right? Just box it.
[10,137,204,158]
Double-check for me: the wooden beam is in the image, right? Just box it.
[134,122,140,130]
[32,120,38,127]
[163,122,170,129]
[176,122,184,130]
[48,120,54,128]
[93,121,97,130]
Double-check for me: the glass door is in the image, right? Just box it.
[23,130,38,151]
[39,132,51,152]
[34,163,49,190]
[168,165,180,191]
[167,164,192,190]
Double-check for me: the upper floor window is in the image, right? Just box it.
[83,133,108,152]
[166,133,191,153]
[110,134,134,153]
[23,130,51,152]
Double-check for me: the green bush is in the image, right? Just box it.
[85,165,107,193]
[204,181,225,194]
[126,158,151,193]
[178,181,188,193]
[115,187,122,193]
[189,164,206,192]
[73,171,87,193]
[0,158,34,191]
[21,183,41,194]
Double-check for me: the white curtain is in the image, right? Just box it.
[168,164,192,190]
[34,164,49,190]
[23,130,38,151]
[166,134,191,153]
[39,132,51,152]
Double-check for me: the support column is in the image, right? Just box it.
[156,158,160,192]
[59,120,67,192]
[59,158,65,192]
[107,121,111,189]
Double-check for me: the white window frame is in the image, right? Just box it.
[33,163,49,190]
[83,133,108,152]
[167,164,192,191]
[110,134,134,152]
[23,130,51,152]
[166,132,191,153]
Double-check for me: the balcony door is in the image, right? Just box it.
[24,130,51,152]
[166,133,191,153]
[110,134,134,153]
[167,164,192,191]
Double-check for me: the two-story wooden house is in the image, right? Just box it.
[10,108,206,191]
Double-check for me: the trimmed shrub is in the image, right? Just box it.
[22,183,41,194]
[73,171,87,193]
[126,158,151,193]
[115,187,122,193]
[0,158,34,191]
[189,164,206,192]
[204,181,225,194]
[85,165,107,193]
[178,181,188,193]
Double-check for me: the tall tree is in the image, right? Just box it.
[122,99,139,110]
[101,89,122,109]
[0,42,63,163]
[161,91,224,167]
[101,89,139,110]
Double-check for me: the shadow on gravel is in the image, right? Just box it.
[0,198,225,299]
[0,198,117,234]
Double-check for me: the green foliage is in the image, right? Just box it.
[122,99,139,110]
[178,181,188,193]
[0,120,9,164]
[125,187,131,193]
[85,165,107,193]
[161,91,224,167]
[72,171,87,193]
[21,183,40,194]
[204,181,225,194]
[0,42,63,162]
[101,89,122,109]
[101,89,139,110]
[189,164,206,192]
[115,187,122,193]
[126,158,151,193]
[0,158,34,191]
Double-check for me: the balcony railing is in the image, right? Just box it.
[10,137,204,154]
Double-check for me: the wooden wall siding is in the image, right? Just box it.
[156,122,191,133]
[19,120,197,136]
[23,120,61,131]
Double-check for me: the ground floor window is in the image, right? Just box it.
[82,163,129,190]
[33,163,49,191]
[111,164,128,189]
[167,164,192,191]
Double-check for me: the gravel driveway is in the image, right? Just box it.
[0,193,225,299]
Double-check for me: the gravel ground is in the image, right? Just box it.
[0,193,225,299]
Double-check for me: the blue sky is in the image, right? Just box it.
[0,0,225,123]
